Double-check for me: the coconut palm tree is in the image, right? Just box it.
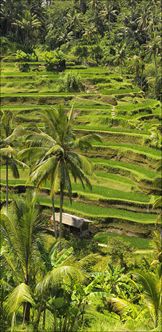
[0,0,24,36]
[12,9,41,50]
[112,43,126,74]
[35,242,84,330]
[0,111,26,210]
[19,107,100,238]
[1,193,84,330]
[0,191,45,324]
[146,35,161,83]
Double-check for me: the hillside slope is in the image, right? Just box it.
[1,61,161,230]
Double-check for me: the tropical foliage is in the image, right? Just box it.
[0,1,161,331]
[1,0,161,98]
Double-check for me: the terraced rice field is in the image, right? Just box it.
[1,60,161,231]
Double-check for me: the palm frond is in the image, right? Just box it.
[5,283,34,316]
[133,271,161,326]
[134,271,160,304]
[27,130,56,147]
[9,160,20,178]
[0,212,27,276]
[18,147,47,163]
[107,297,134,315]
[36,265,84,294]
[31,156,57,187]
[1,194,44,282]
[50,245,74,268]
[77,154,92,175]
[45,144,64,157]
[0,146,15,158]
[67,154,92,190]
[75,133,102,150]
[1,246,19,279]
[153,196,162,208]
[4,126,25,144]
[68,104,75,122]
[79,253,101,270]
[14,158,28,169]
[51,162,60,196]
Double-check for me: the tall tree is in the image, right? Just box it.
[0,192,44,323]
[1,194,82,329]
[20,107,100,238]
[12,9,41,51]
[0,111,25,210]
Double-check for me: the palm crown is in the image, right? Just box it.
[20,107,100,237]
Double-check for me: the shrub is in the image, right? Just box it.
[16,50,38,62]
[155,77,162,101]
[16,50,30,62]
[74,45,89,63]
[18,63,30,72]
[58,72,85,92]
[91,45,103,64]
[0,37,17,56]
[44,50,66,72]
[16,50,38,71]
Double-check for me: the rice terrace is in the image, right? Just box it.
[0,1,161,331]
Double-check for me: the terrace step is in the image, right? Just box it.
[37,194,158,225]
[1,62,161,230]
[92,143,161,160]
[92,158,158,180]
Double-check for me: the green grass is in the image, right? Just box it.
[116,99,160,111]
[1,188,157,224]
[1,92,76,97]
[0,170,149,205]
[93,158,158,180]
[75,126,149,142]
[75,127,149,137]
[153,107,161,116]
[72,182,150,204]
[1,72,36,77]
[94,171,134,184]
[93,172,135,192]
[1,62,161,229]
[92,143,161,160]
[37,194,158,224]
[100,87,141,96]
[94,232,151,250]
[0,179,29,186]
[1,104,57,111]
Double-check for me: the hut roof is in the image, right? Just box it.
[51,213,92,229]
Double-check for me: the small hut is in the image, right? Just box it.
[50,213,92,236]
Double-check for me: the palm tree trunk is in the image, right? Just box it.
[23,302,31,323]
[59,186,64,239]
[23,272,31,323]
[153,51,158,82]
[6,158,9,211]
[34,306,42,331]
[154,307,158,328]
[42,309,46,330]
[52,195,57,237]
[108,13,111,38]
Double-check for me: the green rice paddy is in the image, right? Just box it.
[94,232,151,250]
[37,195,158,224]
[1,62,161,229]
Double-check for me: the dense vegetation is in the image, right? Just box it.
[0,1,161,331]
[1,0,161,99]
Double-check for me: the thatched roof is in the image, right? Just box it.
[51,213,92,229]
